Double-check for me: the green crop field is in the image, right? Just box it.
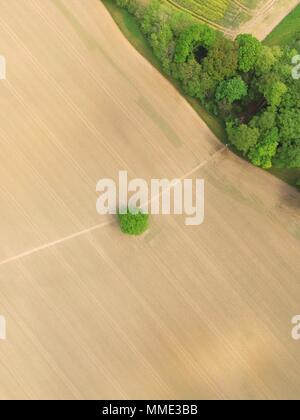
[165,0,273,29]
[166,0,244,28]
[167,0,231,22]
[238,0,265,9]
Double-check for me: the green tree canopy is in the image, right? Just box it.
[255,46,279,75]
[172,57,216,99]
[237,34,262,72]
[248,128,279,169]
[175,23,216,63]
[149,24,175,72]
[203,36,238,82]
[227,123,259,155]
[118,209,149,236]
[258,77,288,107]
[249,107,277,132]
[216,76,248,104]
[278,109,300,141]
[273,139,300,169]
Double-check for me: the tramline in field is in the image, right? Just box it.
[165,0,275,29]
[167,0,239,25]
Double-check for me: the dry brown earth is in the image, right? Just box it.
[0,0,299,399]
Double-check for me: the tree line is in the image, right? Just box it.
[115,0,300,171]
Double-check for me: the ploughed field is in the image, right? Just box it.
[0,0,299,399]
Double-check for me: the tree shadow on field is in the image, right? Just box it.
[275,180,300,240]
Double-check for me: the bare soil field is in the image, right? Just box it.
[0,0,299,399]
